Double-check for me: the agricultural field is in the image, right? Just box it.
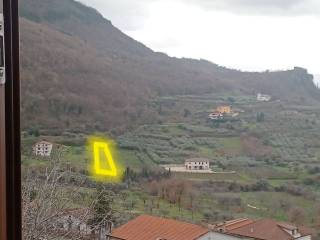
[21,93,320,232]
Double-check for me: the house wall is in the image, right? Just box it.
[33,142,53,156]
[257,94,271,101]
[55,215,92,235]
[185,161,210,170]
[296,236,311,240]
[217,106,231,114]
[282,228,312,240]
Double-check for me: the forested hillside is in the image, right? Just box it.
[19,0,319,133]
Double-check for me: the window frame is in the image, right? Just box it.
[0,0,21,239]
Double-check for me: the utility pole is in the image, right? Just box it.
[0,0,21,239]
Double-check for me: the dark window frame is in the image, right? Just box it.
[0,0,21,239]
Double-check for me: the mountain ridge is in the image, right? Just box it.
[19,0,320,133]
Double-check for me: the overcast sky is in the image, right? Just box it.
[80,0,320,82]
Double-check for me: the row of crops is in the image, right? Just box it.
[117,124,233,166]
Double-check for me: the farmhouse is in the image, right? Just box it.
[257,93,271,102]
[32,140,53,156]
[217,105,232,114]
[209,105,237,121]
[185,158,210,170]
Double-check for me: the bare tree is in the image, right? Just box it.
[288,207,306,225]
[22,149,111,240]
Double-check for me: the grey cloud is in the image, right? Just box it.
[80,0,320,32]
[181,0,320,16]
[80,0,152,30]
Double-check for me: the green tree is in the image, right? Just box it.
[90,185,115,225]
[256,112,265,122]
[183,108,191,117]
[228,97,236,103]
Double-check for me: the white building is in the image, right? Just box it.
[209,112,224,120]
[33,140,53,156]
[257,93,271,102]
[185,158,210,170]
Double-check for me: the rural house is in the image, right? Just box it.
[209,105,234,120]
[32,140,53,156]
[257,93,271,102]
[217,105,232,114]
[211,218,313,240]
[185,158,211,170]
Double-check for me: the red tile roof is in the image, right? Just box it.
[224,218,254,231]
[227,219,312,240]
[110,215,209,240]
[185,158,211,163]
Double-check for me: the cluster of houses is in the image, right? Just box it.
[208,93,271,120]
[208,105,232,120]
[50,212,313,240]
[208,105,239,121]
[107,215,313,240]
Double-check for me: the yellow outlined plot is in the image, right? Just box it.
[93,141,117,177]
[87,136,123,182]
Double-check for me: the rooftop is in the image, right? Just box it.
[110,215,209,240]
[34,140,52,145]
[226,219,313,240]
[185,158,211,163]
[224,218,254,231]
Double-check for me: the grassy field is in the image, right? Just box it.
[21,93,320,231]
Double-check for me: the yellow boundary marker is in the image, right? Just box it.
[93,141,117,177]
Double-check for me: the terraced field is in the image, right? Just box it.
[21,93,320,232]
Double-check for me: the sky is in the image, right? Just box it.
[79,0,320,84]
